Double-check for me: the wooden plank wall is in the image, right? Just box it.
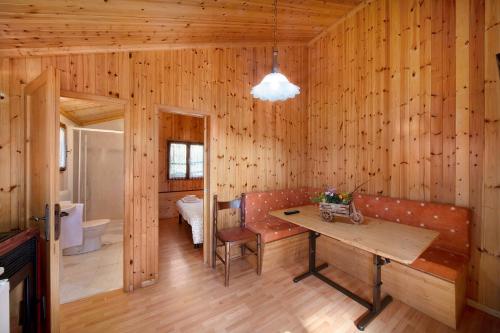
[307,0,499,311]
[482,0,500,311]
[158,112,204,219]
[0,46,309,290]
[0,59,11,230]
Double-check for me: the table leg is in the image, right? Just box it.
[292,231,393,331]
[293,231,328,283]
[355,255,393,331]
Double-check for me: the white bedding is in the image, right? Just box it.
[176,198,203,245]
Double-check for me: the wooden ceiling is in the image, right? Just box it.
[60,97,124,126]
[0,0,362,57]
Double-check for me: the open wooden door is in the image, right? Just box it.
[24,66,60,332]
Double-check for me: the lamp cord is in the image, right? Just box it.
[272,0,279,72]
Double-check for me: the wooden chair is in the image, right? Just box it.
[212,193,262,286]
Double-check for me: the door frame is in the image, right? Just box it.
[59,90,134,291]
[156,104,214,264]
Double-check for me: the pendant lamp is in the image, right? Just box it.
[251,0,300,102]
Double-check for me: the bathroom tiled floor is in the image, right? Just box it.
[60,220,123,304]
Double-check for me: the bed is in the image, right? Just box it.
[176,197,204,247]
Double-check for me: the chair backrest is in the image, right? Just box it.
[213,193,246,233]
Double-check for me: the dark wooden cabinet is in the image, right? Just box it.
[0,229,41,333]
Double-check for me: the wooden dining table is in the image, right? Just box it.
[269,204,439,331]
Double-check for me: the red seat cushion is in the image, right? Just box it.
[243,187,318,243]
[246,216,308,243]
[217,227,257,243]
[410,246,468,282]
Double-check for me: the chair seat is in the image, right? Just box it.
[246,216,308,243]
[217,226,256,243]
[410,246,468,283]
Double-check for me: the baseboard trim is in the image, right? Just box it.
[467,299,500,319]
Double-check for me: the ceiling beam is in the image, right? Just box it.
[0,41,307,58]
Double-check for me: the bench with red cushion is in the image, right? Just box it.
[244,188,470,283]
[353,194,471,282]
[244,187,316,243]
[242,189,470,328]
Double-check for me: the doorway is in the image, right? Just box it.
[57,92,127,303]
[157,106,211,266]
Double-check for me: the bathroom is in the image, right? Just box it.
[58,96,125,303]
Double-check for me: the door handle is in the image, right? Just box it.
[54,203,62,241]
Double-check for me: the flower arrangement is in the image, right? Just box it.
[311,184,366,224]
[311,187,353,205]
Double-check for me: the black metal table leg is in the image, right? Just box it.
[293,231,328,283]
[355,255,393,331]
[292,230,393,331]
[313,271,373,310]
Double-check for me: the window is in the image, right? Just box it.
[168,141,204,180]
[189,144,204,178]
[59,124,67,171]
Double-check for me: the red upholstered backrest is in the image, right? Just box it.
[244,187,317,223]
[353,194,471,257]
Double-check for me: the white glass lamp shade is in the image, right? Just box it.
[251,72,300,102]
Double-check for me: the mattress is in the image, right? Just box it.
[176,198,203,245]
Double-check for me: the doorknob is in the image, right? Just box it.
[30,204,66,241]
[30,204,50,240]
[31,204,49,222]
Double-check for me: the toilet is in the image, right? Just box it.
[63,219,111,255]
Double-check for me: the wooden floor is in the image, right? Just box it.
[61,218,500,333]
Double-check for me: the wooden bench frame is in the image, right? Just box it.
[317,237,466,329]
[246,232,309,273]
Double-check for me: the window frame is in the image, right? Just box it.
[59,123,67,172]
[167,140,204,180]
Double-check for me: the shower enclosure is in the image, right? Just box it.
[72,127,124,222]
[60,124,125,303]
